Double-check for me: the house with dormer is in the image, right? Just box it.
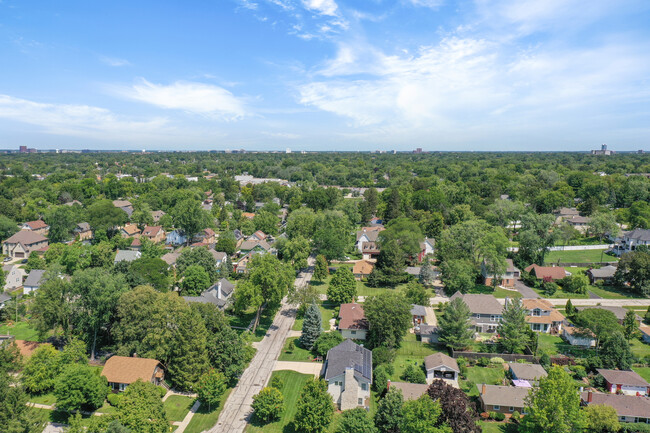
[21,220,49,236]
[450,292,503,333]
[522,298,565,333]
[141,226,165,243]
[355,226,384,253]
[323,340,372,410]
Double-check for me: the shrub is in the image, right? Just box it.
[372,347,396,367]
[489,412,497,420]
[270,376,285,390]
[159,386,167,398]
[373,365,390,393]
[621,424,650,433]
[313,332,344,358]
[569,365,587,380]
[252,387,284,424]
[542,282,558,296]
[493,412,506,421]
[477,357,490,367]
[510,411,520,422]
[401,364,426,384]
[107,393,121,407]
[490,357,505,365]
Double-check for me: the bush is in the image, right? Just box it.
[401,364,426,384]
[477,357,490,367]
[159,386,167,398]
[107,393,121,407]
[490,357,505,365]
[373,365,390,393]
[312,332,344,358]
[542,282,558,296]
[510,411,520,422]
[539,353,550,369]
[270,376,285,390]
[489,412,497,420]
[569,365,587,380]
[621,424,650,433]
[493,412,506,421]
[252,387,284,424]
[372,347,396,367]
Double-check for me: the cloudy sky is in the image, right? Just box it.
[1,0,649,151]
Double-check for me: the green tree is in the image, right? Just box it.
[45,205,80,243]
[419,258,436,286]
[518,213,557,266]
[373,365,390,393]
[277,236,311,269]
[31,273,74,340]
[253,210,279,235]
[560,274,589,294]
[0,215,18,242]
[172,199,210,243]
[439,259,475,295]
[129,258,172,291]
[368,239,407,287]
[24,253,46,273]
[176,246,218,283]
[364,292,412,349]
[600,331,633,370]
[0,370,44,433]
[60,338,88,365]
[614,250,650,296]
[437,297,473,350]
[314,255,329,281]
[21,344,61,394]
[374,388,403,433]
[293,379,335,433]
[313,331,344,358]
[300,303,322,350]
[86,199,128,232]
[401,364,426,384]
[384,188,402,223]
[400,396,450,433]
[622,310,639,341]
[360,188,378,223]
[117,380,169,433]
[312,210,351,260]
[584,404,621,433]
[380,218,424,259]
[181,264,211,295]
[327,267,357,304]
[588,211,620,241]
[565,299,577,318]
[54,364,108,412]
[404,280,428,306]
[196,369,227,411]
[216,230,237,256]
[520,366,586,433]
[336,407,378,433]
[497,298,528,354]
[252,386,284,424]
[574,308,622,347]
[286,208,317,240]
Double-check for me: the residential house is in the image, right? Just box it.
[161,251,181,268]
[211,251,227,267]
[120,224,141,238]
[562,326,596,347]
[410,305,427,326]
[338,302,368,340]
[183,278,235,310]
[508,363,547,385]
[355,227,384,253]
[242,212,256,220]
[249,231,267,242]
[556,207,580,221]
[21,220,49,236]
[352,260,374,280]
[566,215,591,233]
[581,391,650,424]
[2,265,26,290]
[522,298,565,333]
[195,228,216,245]
[74,222,93,241]
[234,251,261,274]
[614,228,650,256]
[112,200,134,217]
[418,238,435,262]
[2,231,48,259]
[101,355,164,392]
[576,306,641,325]
[323,339,372,410]
[239,239,272,255]
[415,324,439,344]
[597,369,649,396]
[0,292,10,309]
[114,250,141,264]
[386,381,428,400]
[450,292,503,333]
[640,324,650,344]
[129,237,141,250]
[477,384,529,415]
[23,269,46,295]
[524,264,570,281]
[482,258,520,288]
[361,242,381,260]
[587,265,617,284]
[166,230,188,246]
[424,352,459,385]
[141,226,165,243]
[150,210,166,223]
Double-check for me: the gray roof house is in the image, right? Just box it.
[23,269,46,295]
[0,292,10,308]
[424,352,459,385]
[323,339,372,410]
[508,363,548,384]
[183,278,235,309]
[581,392,650,423]
[114,250,142,264]
[478,384,529,415]
[587,265,617,284]
[450,292,503,333]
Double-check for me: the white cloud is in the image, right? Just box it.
[99,56,131,67]
[302,0,338,16]
[406,0,444,8]
[115,79,247,120]
[262,131,301,139]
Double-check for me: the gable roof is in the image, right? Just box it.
[587,265,617,278]
[101,356,161,385]
[0,292,10,304]
[23,270,46,288]
[410,304,427,317]
[339,303,368,330]
[161,251,181,266]
[3,230,47,246]
[251,230,267,240]
[524,264,567,280]
[352,260,374,275]
[142,226,162,237]
[112,200,132,208]
[75,222,91,232]
[356,227,384,242]
[478,384,530,408]
[151,210,166,221]
[24,220,48,230]
[450,292,503,315]
[508,363,548,381]
[596,369,650,387]
[114,250,141,263]
[325,339,372,382]
[558,207,580,216]
[121,224,141,236]
[183,278,235,308]
[203,228,216,237]
[624,228,650,242]
[239,239,271,251]
[389,382,429,400]
[424,352,459,372]
[581,392,650,418]
[211,251,227,262]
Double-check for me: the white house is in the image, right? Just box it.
[23,269,46,295]
[562,326,596,347]
[323,340,372,410]
[166,230,187,246]
[614,228,650,256]
[2,264,26,290]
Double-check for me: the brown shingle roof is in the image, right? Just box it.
[596,369,650,388]
[353,260,374,276]
[581,392,650,418]
[142,226,162,237]
[122,224,141,236]
[101,356,162,385]
[524,264,567,281]
[338,303,368,330]
[2,230,47,246]
[25,220,48,230]
[479,384,530,408]
[450,292,503,315]
[389,382,429,400]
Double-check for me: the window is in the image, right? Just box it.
[493,405,500,411]
[509,407,514,412]
[490,315,500,322]
[358,398,363,405]
[351,330,356,335]
[532,309,541,317]
[361,383,368,391]
[119,383,126,391]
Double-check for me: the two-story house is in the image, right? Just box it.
[21,220,50,236]
[418,238,435,262]
[166,230,188,246]
[2,264,26,290]
[141,226,166,243]
[2,231,48,259]
[522,298,565,333]
[355,227,384,253]
[183,278,235,310]
[338,302,368,340]
[450,292,503,333]
[614,228,650,256]
[323,340,372,410]
[482,258,520,288]
[73,222,93,241]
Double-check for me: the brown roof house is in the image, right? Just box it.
[120,224,141,238]
[424,353,459,386]
[352,260,374,280]
[387,381,429,400]
[73,222,93,241]
[597,369,649,396]
[478,384,529,415]
[450,292,503,333]
[2,231,48,259]
[338,302,368,340]
[355,227,384,255]
[522,299,565,333]
[581,391,650,424]
[102,355,164,392]
[21,220,49,236]
[482,258,520,288]
[141,226,166,243]
[525,264,570,281]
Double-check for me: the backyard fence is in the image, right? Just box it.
[451,349,537,363]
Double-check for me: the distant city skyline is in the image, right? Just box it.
[1,0,649,151]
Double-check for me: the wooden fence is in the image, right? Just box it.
[451,349,537,363]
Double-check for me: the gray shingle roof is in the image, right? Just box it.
[479,384,530,408]
[114,250,141,263]
[587,265,617,278]
[0,292,10,304]
[410,304,427,317]
[183,278,234,309]
[581,392,650,418]
[597,369,650,387]
[324,339,372,382]
[508,363,548,381]
[450,292,503,315]
[23,269,46,288]
[625,228,650,242]
[424,352,459,372]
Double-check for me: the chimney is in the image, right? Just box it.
[387,380,391,390]
[587,391,592,403]
[482,384,486,396]
[132,353,138,358]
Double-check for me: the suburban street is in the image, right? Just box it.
[208,257,315,433]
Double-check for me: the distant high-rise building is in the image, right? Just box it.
[286,148,291,154]
[19,146,27,153]
[414,148,423,154]
[591,144,615,155]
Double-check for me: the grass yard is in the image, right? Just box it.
[292,302,338,332]
[184,388,232,433]
[633,367,650,382]
[587,284,639,299]
[246,370,313,433]
[545,249,618,264]
[31,407,77,426]
[536,333,594,358]
[553,237,611,247]
[0,320,41,341]
[531,286,589,299]
[479,421,518,433]
[27,392,57,406]
[630,337,650,360]
[164,395,195,422]
[278,337,320,362]
[468,285,522,299]
[229,305,279,342]
[390,333,439,381]
[461,366,505,397]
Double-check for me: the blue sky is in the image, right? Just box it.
[1,0,649,151]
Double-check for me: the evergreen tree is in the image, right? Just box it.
[374,388,404,433]
[384,188,401,223]
[360,188,378,223]
[600,331,634,370]
[300,303,322,350]
[497,298,528,354]
[622,310,639,341]
[437,298,473,350]
[314,255,329,281]
[419,258,436,286]
[367,239,406,287]
[565,299,576,318]
[293,379,335,433]
[327,267,357,304]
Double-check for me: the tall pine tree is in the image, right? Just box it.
[437,297,473,350]
[300,303,322,350]
[314,255,329,281]
[497,298,528,354]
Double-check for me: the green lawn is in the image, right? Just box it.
[468,285,522,299]
[246,370,313,433]
[278,337,322,362]
[633,367,650,382]
[553,237,612,247]
[536,333,594,357]
[586,285,639,299]
[164,395,195,422]
[229,305,279,342]
[31,407,73,426]
[184,388,232,433]
[630,337,650,359]
[0,320,41,341]
[293,302,338,332]
[479,421,518,433]
[545,249,618,264]
[27,392,57,406]
[461,366,505,397]
[390,333,439,381]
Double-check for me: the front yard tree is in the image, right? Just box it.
[180,264,211,295]
[327,267,357,305]
[31,275,74,340]
[600,331,633,370]
[117,380,169,433]
[21,344,62,394]
[419,258,436,286]
[172,198,210,243]
[622,310,639,341]
[312,210,351,260]
[588,211,620,241]
[293,379,335,433]
[313,332,344,358]
[574,308,621,347]
[336,407,378,433]
[583,404,621,433]
[437,298,473,351]
[439,259,475,295]
[367,239,406,287]
[404,280,429,306]
[374,388,404,433]
[314,255,329,281]
[426,379,481,433]
[0,369,44,433]
[497,298,528,354]
[614,249,650,296]
[252,386,284,424]
[196,369,227,411]
[399,395,449,433]
[300,303,322,350]
[520,366,586,433]
[54,364,108,412]
[364,292,412,349]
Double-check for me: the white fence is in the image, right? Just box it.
[508,244,612,253]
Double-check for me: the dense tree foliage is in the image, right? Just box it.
[293,379,335,433]
[364,292,412,349]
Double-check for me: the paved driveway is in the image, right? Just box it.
[514,280,539,298]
